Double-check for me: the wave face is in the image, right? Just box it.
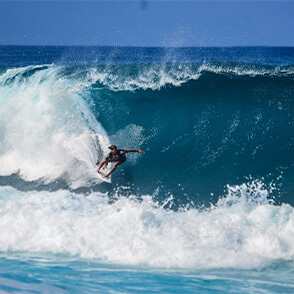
[86,62,294,206]
[0,46,294,270]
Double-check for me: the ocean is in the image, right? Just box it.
[0,46,293,293]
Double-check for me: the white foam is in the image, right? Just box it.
[0,181,293,270]
[0,65,110,188]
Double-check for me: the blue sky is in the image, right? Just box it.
[0,1,293,47]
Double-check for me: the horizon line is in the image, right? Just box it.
[1,44,294,48]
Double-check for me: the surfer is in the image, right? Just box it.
[97,145,144,178]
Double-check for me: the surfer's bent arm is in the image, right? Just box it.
[97,159,107,173]
[124,149,144,154]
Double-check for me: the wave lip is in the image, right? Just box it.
[87,62,294,92]
[0,183,294,269]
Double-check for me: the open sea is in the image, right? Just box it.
[0,46,294,293]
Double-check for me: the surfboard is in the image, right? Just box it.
[97,171,111,183]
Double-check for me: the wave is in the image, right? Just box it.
[0,182,293,269]
[0,63,293,204]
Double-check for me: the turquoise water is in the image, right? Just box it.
[0,46,294,293]
[2,254,294,293]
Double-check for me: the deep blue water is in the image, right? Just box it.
[0,46,294,293]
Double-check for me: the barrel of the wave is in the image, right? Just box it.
[91,60,294,205]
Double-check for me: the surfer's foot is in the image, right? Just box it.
[95,160,99,166]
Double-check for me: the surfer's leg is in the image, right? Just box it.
[117,157,126,165]
[105,161,120,177]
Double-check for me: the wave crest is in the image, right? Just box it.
[87,62,294,92]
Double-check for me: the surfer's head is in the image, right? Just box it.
[108,145,118,153]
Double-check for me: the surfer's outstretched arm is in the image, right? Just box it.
[124,149,144,154]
